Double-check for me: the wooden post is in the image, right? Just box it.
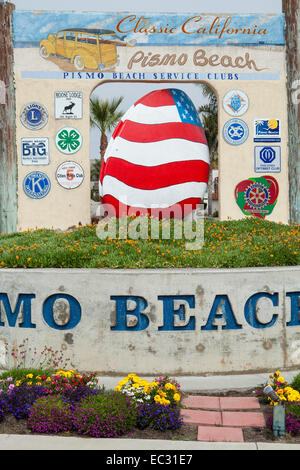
[282,0,300,224]
[0,1,17,233]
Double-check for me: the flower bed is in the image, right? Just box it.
[0,371,183,438]
[0,368,299,441]
[255,370,300,437]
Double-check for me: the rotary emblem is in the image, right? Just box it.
[245,182,270,209]
[234,176,279,219]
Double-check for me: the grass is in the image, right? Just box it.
[0,217,298,269]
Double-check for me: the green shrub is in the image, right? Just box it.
[0,368,55,382]
[291,373,300,393]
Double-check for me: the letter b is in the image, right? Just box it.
[111,296,149,331]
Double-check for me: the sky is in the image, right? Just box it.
[10,0,282,13]
[10,0,283,159]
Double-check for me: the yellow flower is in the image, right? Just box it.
[36,382,42,386]
[277,377,285,383]
[149,381,159,388]
[26,373,33,379]
[154,395,161,403]
[46,377,51,382]
[26,381,32,385]
[139,379,149,386]
[160,398,170,406]
[118,379,127,387]
[132,376,141,383]
[173,393,181,402]
[164,383,173,390]
[15,380,21,387]
[114,385,121,391]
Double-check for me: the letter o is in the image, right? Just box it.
[42,293,81,330]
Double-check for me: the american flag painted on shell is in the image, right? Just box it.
[99,88,210,217]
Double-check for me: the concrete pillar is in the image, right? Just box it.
[0,2,17,233]
[282,0,300,223]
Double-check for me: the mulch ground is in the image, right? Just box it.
[0,388,298,444]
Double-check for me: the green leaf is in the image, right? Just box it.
[68,139,80,151]
[57,139,68,150]
[58,130,69,140]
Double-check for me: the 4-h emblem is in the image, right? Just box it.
[55,127,83,154]
[223,90,249,116]
[223,118,249,145]
[234,175,279,218]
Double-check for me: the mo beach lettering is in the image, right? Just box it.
[127,49,266,72]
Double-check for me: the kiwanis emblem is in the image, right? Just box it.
[23,171,51,199]
[223,90,249,117]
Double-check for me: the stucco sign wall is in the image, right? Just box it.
[12,11,289,230]
[0,267,299,375]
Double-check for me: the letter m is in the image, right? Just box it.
[0,294,36,328]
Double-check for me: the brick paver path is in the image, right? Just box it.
[181,395,266,442]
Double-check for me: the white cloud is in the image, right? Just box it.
[40,22,57,33]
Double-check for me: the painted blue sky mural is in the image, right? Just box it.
[13,11,285,47]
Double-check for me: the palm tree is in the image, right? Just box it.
[90,159,101,181]
[198,84,218,160]
[90,96,124,169]
[198,84,218,216]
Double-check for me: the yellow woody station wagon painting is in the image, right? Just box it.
[39,28,130,71]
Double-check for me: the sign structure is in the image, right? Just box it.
[55,91,83,119]
[12,10,289,230]
[0,267,298,375]
[223,118,249,145]
[235,175,279,218]
[21,137,49,165]
[222,89,249,116]
[254,118,281,142]
[56,161,84,189]
[20,102,48,130]
[22,171,51,199]
[55,127,83,154]
[254,146,281,173]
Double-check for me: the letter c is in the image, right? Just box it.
[182,16,202,34]
[244,292,278,328]
[116,15,137,34]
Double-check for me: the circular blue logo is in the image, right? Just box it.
[223,118,249,145]
[23,171,51,199]
[245,182,270,209]
[20,102,48,130]
[260,146,276,164]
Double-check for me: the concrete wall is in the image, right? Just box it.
[0,266,299,376]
